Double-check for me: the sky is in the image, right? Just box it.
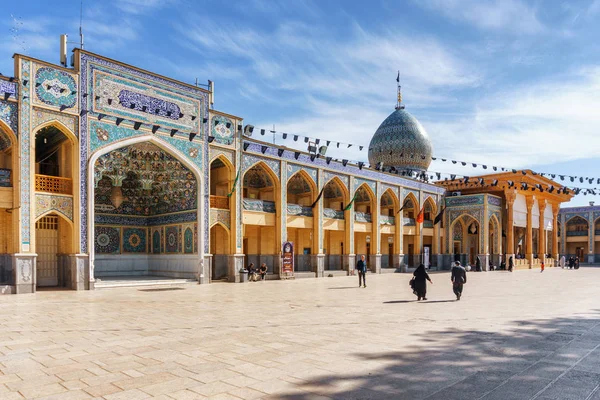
[2,0,600,206]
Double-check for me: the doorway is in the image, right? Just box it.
[36,215,59,287]
[576,247,585,261]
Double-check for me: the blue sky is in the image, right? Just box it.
[3,0,600,206]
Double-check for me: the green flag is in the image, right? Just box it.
[227,169,240,198]
[343,194,357,211]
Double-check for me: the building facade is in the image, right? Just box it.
[558,203,600,264]
[0,50,456,294]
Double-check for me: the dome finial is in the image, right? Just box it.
[395,70,405,110]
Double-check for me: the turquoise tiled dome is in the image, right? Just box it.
[368,108,432,172]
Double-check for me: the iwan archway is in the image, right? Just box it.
[88,136,205,286]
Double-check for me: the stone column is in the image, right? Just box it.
[315,169,324,271]
[373,182,381,274]
[397,187,405,270]
[560,211,566,256]
[228,254,245,282]
[480,194,490,271]
[526,197,534,268]
[65,254,89,290]
[506,191,516,262]
[344,176,355,273]
[277,160,287,277]
[311,254,325,277]
[539,199,546,262]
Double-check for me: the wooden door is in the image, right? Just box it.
[36,216,59,287]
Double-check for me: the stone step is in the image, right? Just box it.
[95,277,197,289]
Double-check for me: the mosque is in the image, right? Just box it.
[0,49,576,294]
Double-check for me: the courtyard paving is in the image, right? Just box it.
[2,267,600,399]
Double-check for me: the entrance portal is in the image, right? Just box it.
[36,215,59,287]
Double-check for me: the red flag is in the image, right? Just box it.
[416,206,425,224]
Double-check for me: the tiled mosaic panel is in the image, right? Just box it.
[35,194,73,221]
[33,65,77,109]
[211,115,234,145]
[287,163,317,184]
[32,107,78,137]
[165,225,179,253]
[184,226,194,254]
[123,227,147,253]
[79,52,210,254]
[92,69,201,133]
[0,100,17,134]
[0,128,12,151]
[0,80,17,101]
[95,226,120,254]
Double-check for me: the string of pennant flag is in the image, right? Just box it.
[3,79,600,195]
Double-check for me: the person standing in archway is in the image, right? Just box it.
[508,256,514,272]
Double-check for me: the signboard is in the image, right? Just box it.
[282,241,294,275]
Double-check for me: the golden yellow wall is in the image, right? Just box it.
[210,166,229,196]
[355,232,372,255]
[324,197,344,210]
[287,227,312,253]
[381,234,394,254]
[245,225,276,254]
[210,225,229,254]
[403,235,415,254]
[566,242,588,255]
[325,230,344,254]
[0,211,10,253]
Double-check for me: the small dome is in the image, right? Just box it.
[368,107,433,172]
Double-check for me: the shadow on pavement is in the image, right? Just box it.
[276,312,600,400]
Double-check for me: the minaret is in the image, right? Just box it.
[395,70,405,110]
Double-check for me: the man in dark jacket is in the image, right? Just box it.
[451,261,467,300]
[356,255,367,288]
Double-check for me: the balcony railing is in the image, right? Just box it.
[380,215,395,225]
[566,230,588,237]
[243,198,276,213]
[323,208,344,220]
[424,220,434,228]
[0,168,11,187]
[403,217,416,226]
[210,195,229,209]
[355,212,372,223]
[287,203,313,217]
[35,174,72,195]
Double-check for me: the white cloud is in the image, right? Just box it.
[417,0,545,34]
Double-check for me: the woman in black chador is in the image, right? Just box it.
[413,264,433,301]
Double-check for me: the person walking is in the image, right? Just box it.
[356,255,367,288]
[451,261,467,300]
[575,257,580,270]
[475,256,481,272]
[559,255,566,269]
[540,260,545,272]
[247,263,256,282]
[508,256,514,272]
[413,264,432,301]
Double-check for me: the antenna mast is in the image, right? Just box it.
[79,0,84,49]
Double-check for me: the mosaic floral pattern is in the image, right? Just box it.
[287,173,313,194]
[209,208,230,229]
[32,108,77,136]
[0,128,12,151]
[184,227,194,254]
[123,227,147,253]
[165,226,179,253]
[210,147,234,166]
[211,115,234,145]
[94,143,197,216]
[242,153,280,177]
[34,66,77,109]
[453,221,463,241]
[35,194,73,221]
[446,195,484,207]
[355,178,376,195]
[0,100,17,134]
[323,171,349,191]
[368,108,433,172]
[243,166,274,188]
[0,168,10,187]
[95,210,197,226]
[488,196,502,207]
[95,226,120,254]
[287,163,317,184]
